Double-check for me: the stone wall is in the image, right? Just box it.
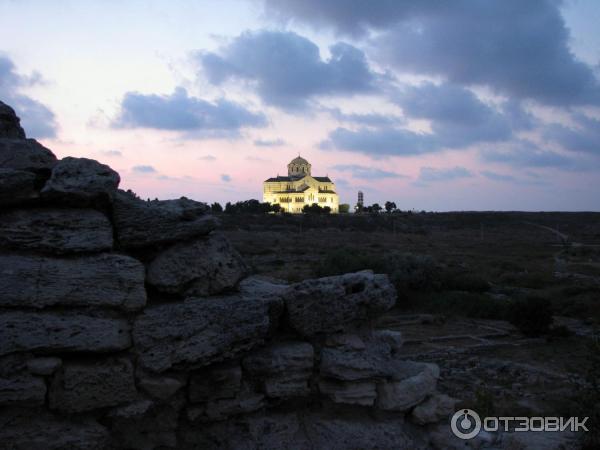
[0,101,456,449]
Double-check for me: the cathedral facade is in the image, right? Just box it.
[263,156,339,213]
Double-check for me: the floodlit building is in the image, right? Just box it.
[263,156,339,213]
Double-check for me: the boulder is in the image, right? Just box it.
[243,341,314,398]
[284,271,396,337]
[109,399,180,450]
[146,233,248,297]
[411,393,459,425]
[318,379,377,406]
[133,294,281,372]
[0,168,38,206]
[320,339,392,381]
[139,375,184,401]
[112,190,218,249]
[189,363,242,403]
[0,408,111,450]
[41,156,119,204]
[0,312,131,356]
[0,208,113,254]
[187,384,264,422]
[27,356,62,376]
[0,138,57,172]
[49,357,137,413]
[376,364,439,412]
[0,372,46,406]
[0,253,146,310]
[0,101,26,138]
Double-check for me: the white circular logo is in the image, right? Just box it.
[451,409,482,440]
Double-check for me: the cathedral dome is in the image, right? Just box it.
[288,155,311,177]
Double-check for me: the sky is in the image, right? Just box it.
[1,0,599,211]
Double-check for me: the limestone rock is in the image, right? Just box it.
[41,156,120,204]
[318,379,377,406]
[376,364,439,412]
[187,384,264,422]
[372,329,404,354]
[0,312,131,356]
[146,233,248,297]
[109,399,180,450]
[0,168,38,206]
[0,408,111,450]
[189,363,242,403]
[411,393,459,425]
[133,294,281,372]
[0,138,57,172]
[113,190,218,249]
[139,375,184,401]
[0,253,146,310]
[0,101,26,138]
[0,208,113,254]
[243,341,314,398]
[0,372,46,406]
[49,357,136,413]
[284,271,396,337]
[27,356,62,375]
[320,340,392,381]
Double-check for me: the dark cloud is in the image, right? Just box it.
[254,138,286,147]
[263,0,600,106]
[394,82,512,147]
[198,30,378,110]
[321,126,436,156]
[331,164,407,179]
[221,174,232,182]
[418,166,473,183]
[114,87,266,136]
[132,165,157,173]
[480,170,516,182]
[544,114,600,154]
[326,107,403,127]
[480,141,574,168]
[0,55,57,138]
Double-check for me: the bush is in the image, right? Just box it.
[507,297,553,336]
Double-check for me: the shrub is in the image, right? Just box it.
[507,297,553,336]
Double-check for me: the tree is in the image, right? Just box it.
[371,203,382,213]
[339,203,350,213]
[211,202,223,213]
[385,201,396,213]
[271,203,282,213]
[302,203,331,214]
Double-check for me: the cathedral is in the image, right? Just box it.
[263,156,339,213]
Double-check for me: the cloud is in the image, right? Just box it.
[263,0,600,106]
[221,174,232,182]
[326,107,403,127]
[197,30,378,110]
[113,87,267,136]
[254,138,286,147]
[480,141,574,169]
[418,166,473,183]
[100,150,123,157]
[394,82,513,147]
[132,165,157,173]
[198,155,217,161]
[544,114,600,154]
[331,164,407,179]
[0,55,57,138]
[480,170,516,182]
[321,126,436,156]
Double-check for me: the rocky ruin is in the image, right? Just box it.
[0,101,460,449]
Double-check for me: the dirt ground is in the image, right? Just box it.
[222,211,600,442]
